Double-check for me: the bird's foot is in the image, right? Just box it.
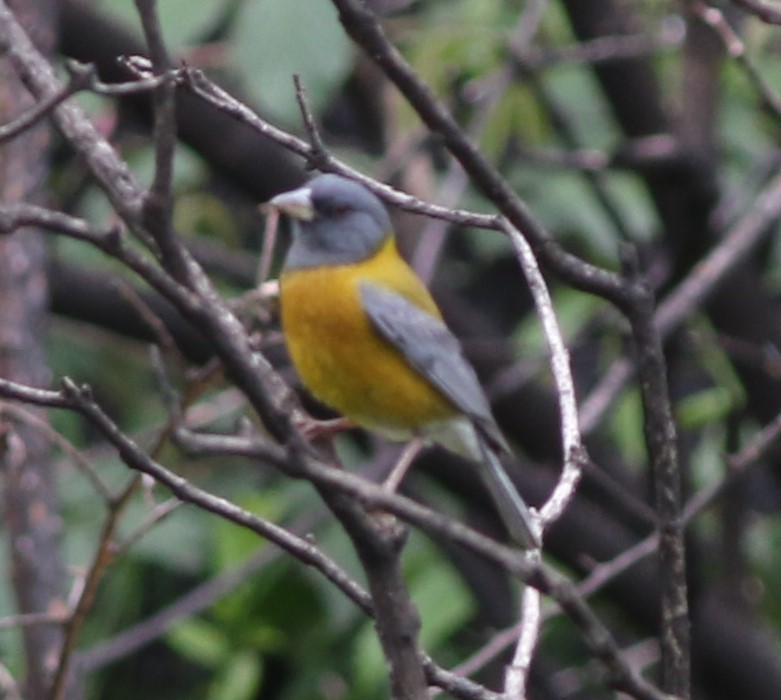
[293,414,355,443]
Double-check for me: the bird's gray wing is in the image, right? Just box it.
[361,282,538,547]
[360,282,507,452]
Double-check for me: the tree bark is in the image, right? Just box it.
[0,1,66,698]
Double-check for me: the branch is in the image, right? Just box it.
[0,375,672,700]
[77,511,325,671]
[0,378,373,616]
[729,0,781,24]
[502,221,585,526]
[621,249,689,698]
[134,1,187,278]
[693,1,781,121]
[0,3,65,694]
[50,476,138,700]
[330,0,631,309]
[580,167,781,433]
[0,60,93,142]
[501,218,584,694]
[182,66,500,230]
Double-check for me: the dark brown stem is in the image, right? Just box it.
[134,0,186,278]
[318,483,428,699]
[329,0,631,309]
[622,248,690,698]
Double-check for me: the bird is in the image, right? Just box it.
[268,173,539,548]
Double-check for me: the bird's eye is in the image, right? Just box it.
[329,204,349,217]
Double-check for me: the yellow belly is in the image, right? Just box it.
[280,240,457,438]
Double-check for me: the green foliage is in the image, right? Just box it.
[513,286,601,358]
[676,386,736,431]
[748,519,781,632]
[676,318,746,430]
[406,534,476,652]
[350,533,474,699]
[231,0,353,126]
[611,388,648,468]
[11,1,781,698]
[98,0,225,50]
[480,83,547,161]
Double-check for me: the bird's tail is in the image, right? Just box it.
[477,439,540,549]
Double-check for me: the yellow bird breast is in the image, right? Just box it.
[280,239,457,438]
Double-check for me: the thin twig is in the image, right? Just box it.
[257,205,279,288]
[0,61,93,143]
[0,375,672,700]
[0,401,112,500]
[135,0,187,278]
[330,0,630,308]
[293,74,326,164]
[0,610,69,629]
[501,216,582,695]
[505,582,541,698]
[78,510,325,671]
[50,474,139,700]
[580,167,781,433]
[182,66,501,230]
[729,0,781,24]
[693,1,781,120]
[517,24,683,71]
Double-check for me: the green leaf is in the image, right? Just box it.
[207,651,263,700]
[410,552,474,651]
[677,386,736,431]
[125,501,208,574]
[513,287,601,358]
[480,84,546,162]
[611,388,647,467]
[167,618,230,668]
[97,0,225,50]
[232,0,353,125]
[350,620,388,699]
[210,490,284,571]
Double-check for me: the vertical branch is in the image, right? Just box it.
[134,0,186,279]
[622,249,690,698]
[501,217,583,696]
[0,2,65,698]
[505,584,541,698]
[311,440,428,700]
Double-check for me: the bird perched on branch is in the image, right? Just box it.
[269,173,539,548]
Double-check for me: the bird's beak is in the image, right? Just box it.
[267,186,314,221]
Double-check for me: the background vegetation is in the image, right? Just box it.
[2,1,781,699]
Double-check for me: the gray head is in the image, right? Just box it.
[269,174,393,270]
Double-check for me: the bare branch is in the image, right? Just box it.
[1,401,112,500]
[0,60,93,143]
[581,167,781,433]
[0,375,672,700]
[502,221,585,527]
[182,66,501,230]
[621,248,689,698]
[329,0,631,308]
[293,74,327,166]
[77,511,325,671]
[50,475,139,700]
[728,0,781,24]
[693,1,781,121]
[505,584,542,698]
[516,23,684,70]
[0,4,144,226]
[134,1,187,278]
